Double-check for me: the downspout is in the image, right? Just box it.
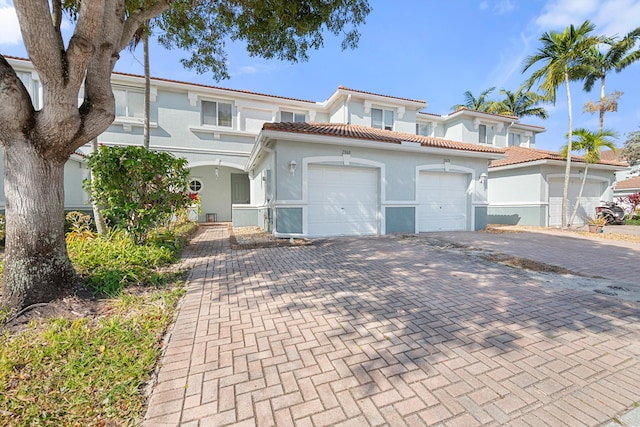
[344,94,351,124]
[506,121,515,147]
[264,146,275,233]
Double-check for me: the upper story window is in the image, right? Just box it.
[478,124,488,144]
[202,100,233,127]
[416,123,431,136]
[114,88,144,119]
[281,111,305,122]
[509,133,522,147]
[372,108,394,131]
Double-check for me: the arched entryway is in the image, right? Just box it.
[188,161,249,222]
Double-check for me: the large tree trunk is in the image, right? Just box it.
[2,141,78,309]
[0,1,172,312]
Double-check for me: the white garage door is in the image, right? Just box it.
[307,165,379,236]
[549,178,604,226]
[418,172,469,232]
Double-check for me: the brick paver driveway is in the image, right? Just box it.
[144,227,640,426]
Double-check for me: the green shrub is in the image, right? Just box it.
[84,146,192,243]
[67,223,196,296]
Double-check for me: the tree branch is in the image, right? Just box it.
[65,1,107,92]
[13,0,64,87]
[119,0,172,53]
[52,0,62,32]
[0,56,35,145]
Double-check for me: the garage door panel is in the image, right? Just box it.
[418,172,468,232]
[549,178,604,226]
[307,165,378,236]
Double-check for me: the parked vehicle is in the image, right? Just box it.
[596,202,626,225]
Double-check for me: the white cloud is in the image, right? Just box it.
[0,1,21,45]
[494,0,515,15]
[536,0,640,35]
[595,0,640,36]
[482,31,535,91]
[230,63,277,77]
[478,0,515,14]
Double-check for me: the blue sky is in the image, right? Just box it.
[2,0,640,151]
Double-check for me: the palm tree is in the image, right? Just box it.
[522,20,600,229]
[615,27,640,75]
[451,87,496,112]
[90,138,108,234]
[128,22,152,149]
[490,85,550,119]
[561,128,618,226]
[583,27,640,131]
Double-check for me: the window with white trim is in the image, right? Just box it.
[478,124,488,144]
[16,71,41,109]
[281,111,305,122]
[372,108,394,131]
[188,178,203,193]
[416,123,431,136]
[202,100,233,127]
[508,133,522,147]
[114,88,144,119]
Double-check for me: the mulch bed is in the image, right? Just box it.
[228,225,312,250]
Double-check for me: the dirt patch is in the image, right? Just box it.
[1,290,109,335]
[482,253,579,275]
[229,226,311,250]
[485,224,640,243]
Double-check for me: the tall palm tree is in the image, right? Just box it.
[129,22,152,149]
[490,85,550,119]
[561,128,618,226]
[522,20,600,229]
[583,27,640,131]
[451,87,496,112]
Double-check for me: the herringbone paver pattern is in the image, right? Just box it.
[144,227,640,426]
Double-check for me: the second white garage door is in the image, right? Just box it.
[418,171,469,232]
[549,178,604,226]
[307,165,379,237]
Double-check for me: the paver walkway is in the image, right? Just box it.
[143,227,640,426]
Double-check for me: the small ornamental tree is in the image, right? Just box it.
[84,146,192,243]
[621,130,640,165]
[620,192,640,217]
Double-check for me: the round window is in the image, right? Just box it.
[188,178,203,193]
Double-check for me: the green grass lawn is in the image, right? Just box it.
[0,221,198,426]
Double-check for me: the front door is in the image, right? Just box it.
[231,173,250,205]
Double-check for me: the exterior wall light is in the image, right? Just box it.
[215,159,221,178]
[443,159,450,172]
[479,172,488,185]
[289,160,297,176]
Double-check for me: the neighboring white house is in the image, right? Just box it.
[6,55,626,236]
[487,147,626,227]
